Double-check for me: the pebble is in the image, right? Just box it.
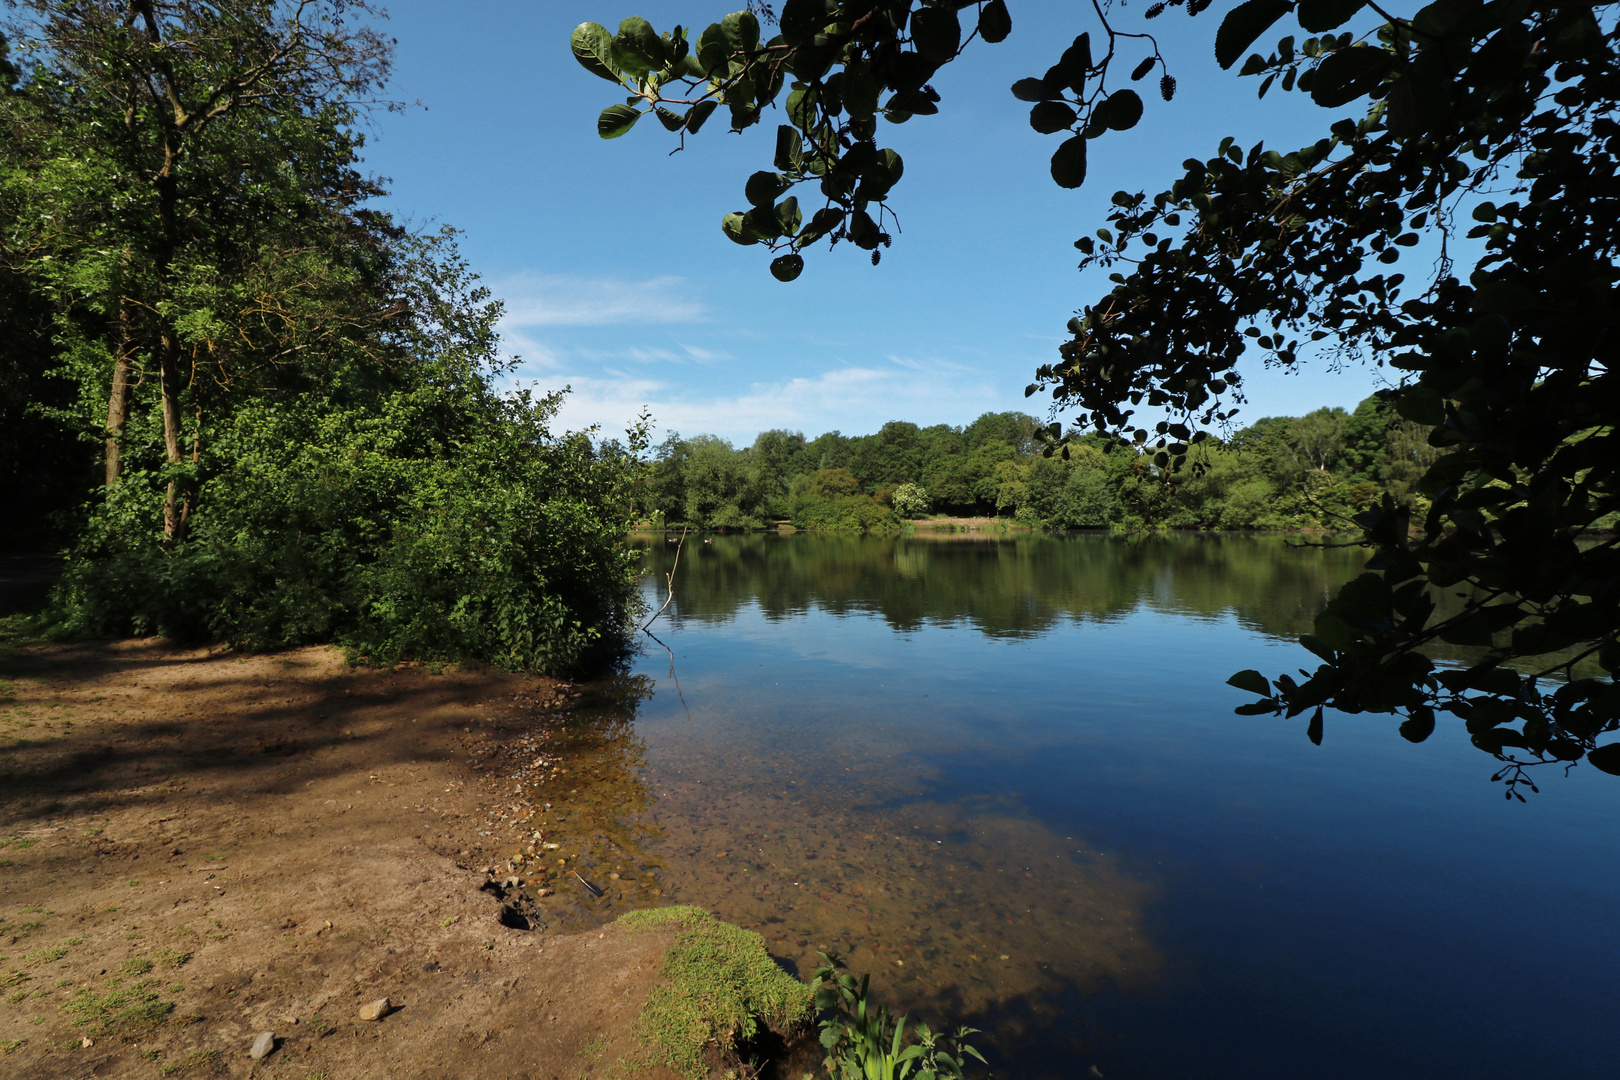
[359,997,391,1021]
[249,1032,275,1059]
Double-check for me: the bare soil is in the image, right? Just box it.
[0,639,717,1080]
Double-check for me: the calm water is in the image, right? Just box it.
[533,533,1620,1079]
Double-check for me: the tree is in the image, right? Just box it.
[3,3,645,673]
[574,2,1620,788]
[4,0,394,541]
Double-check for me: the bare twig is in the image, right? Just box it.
[640,526,688,631]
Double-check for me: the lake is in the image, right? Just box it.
[541,533,1620,1079]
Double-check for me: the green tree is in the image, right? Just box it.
[3,3,644,672]
[4,0,396,541]
[575,2,1620,785]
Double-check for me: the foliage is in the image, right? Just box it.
[4,3,644,673]
[891,482,930,518]
[33,232,645,672]
[1045,0,1620,793]
[637,399,1426,532]
[812,953,986,1080]
[578,2,1620,787]
[618,906,813,1080]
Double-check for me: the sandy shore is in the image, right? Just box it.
[0,640,742,1079]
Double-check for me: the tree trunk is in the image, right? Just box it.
[156,127,187,543]
[105,349,130,487]
[159,342,186,542]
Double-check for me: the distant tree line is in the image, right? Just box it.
[638,397,1444,532]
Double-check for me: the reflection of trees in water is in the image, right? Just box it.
[637,533,1369,641]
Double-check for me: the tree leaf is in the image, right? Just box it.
[570,23,620,83]
[1049,135,1087,188]
[798,207,845,244]
[686,100,718,133]
[721,10,760,54]
[1215,0,1295,71]
[745,171,789,209]
[1585,742,1620,775]
[779,0,835,47]
[721,211,757,245]
[1297,0,1366,32]
[1048,33,1091,94]
[1011,77,1053,102]
[1399,708,1436,743]
[770,253,805,282]
[1309,45,1394,107]
[655,107,685,131]
[613,16,665,74]
[910,7,962,64]
[1228,669,1272,696]
[978,0,1012,44]
[1101,89,1144,130]
[596,103,641,139]
[1307,707,1324,745]
[776,195,802,236]
[1029,101,1076,135]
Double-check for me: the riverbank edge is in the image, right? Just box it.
[0,639,811,1080]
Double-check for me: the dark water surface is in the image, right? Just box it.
[544,534,1619,1079]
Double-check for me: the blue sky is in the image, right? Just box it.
[362,1,1393,444]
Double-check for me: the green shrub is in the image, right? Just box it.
[43,383,640,673]
[791,495,901,533]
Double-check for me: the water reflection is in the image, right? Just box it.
[507,534,1620,1079]
[636,532,1363,641]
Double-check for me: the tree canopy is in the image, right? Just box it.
[573,0,1620,789]
[636,398,1426,532]
[2,1,644,672]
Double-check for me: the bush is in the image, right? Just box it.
[791,494,901,533]
[891,482,930,518]
[43,382,641,674]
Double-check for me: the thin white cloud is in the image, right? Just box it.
[885,353,982,374]
[529,364,1022,444]
[492,272,706,328]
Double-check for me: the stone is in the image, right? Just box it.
[249,1032,276,1060]
[358,997,391,1021]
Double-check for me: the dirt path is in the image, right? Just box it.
[0,640,708,1080]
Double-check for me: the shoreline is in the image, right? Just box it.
[0,641,800,1079]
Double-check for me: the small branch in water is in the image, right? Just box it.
[572,869,603,897]
[643,627,695,726]
[641,526,689,631]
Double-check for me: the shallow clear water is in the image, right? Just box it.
[537,533,1620,1079]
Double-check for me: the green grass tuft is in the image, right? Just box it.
[63,978,175,1037]
[619,906,811,1080]
[120,957,154,977]
[153,948,191,969]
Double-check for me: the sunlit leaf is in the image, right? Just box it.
[596,103,641,139]
[570,22,620,83]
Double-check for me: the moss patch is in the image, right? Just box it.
[618,906,811,1079]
